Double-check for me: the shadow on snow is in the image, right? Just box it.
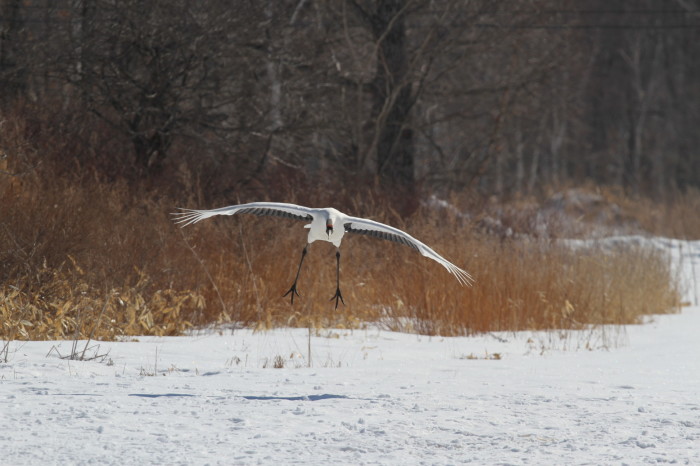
[127,393,351,402]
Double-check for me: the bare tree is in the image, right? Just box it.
[35,0,272,180]
[0,0,26,102]
[3,0,700,197]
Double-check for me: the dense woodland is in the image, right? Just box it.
[0,1,695,338]
[1,0,699,201]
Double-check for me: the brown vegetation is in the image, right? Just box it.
[0,110,685,341]
[0,2,695,343]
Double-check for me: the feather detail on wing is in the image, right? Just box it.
[171,202,314,227]
[344,216,474,286]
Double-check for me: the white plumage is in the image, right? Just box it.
[172,202,473,308]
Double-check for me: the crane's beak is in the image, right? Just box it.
[326,224,333,238]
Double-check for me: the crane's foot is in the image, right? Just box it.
[283,283,301,304]
[330,287,345,310]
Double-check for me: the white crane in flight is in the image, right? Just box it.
[172,202,473,308]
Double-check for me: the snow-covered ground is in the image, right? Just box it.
[2,238,699,465]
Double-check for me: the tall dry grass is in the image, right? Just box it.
[0,111,685,340]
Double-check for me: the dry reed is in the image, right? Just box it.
[0,111,685,340]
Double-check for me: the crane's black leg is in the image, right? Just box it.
[283,244,308,304]
[330,248,345,309]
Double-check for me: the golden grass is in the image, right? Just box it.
[1,266,199,341]
[0,112,685,341]
[617,188,700,240]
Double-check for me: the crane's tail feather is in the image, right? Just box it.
[417,245,474,286]
[439,260,474,286]
[451,265,475,287]
[170,208,217,227]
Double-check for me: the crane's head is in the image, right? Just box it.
[324,208,342,240]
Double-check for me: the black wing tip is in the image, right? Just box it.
[345,225,420,250]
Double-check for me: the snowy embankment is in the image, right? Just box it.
[1,237,699,465]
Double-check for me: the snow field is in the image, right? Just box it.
[1,237,699,465]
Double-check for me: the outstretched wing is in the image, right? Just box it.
[344,216,474,286]
[172,202,314,227]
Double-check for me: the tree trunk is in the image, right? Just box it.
[369,0,415,194]
[0,0,25,102]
